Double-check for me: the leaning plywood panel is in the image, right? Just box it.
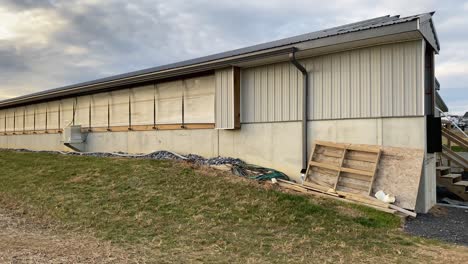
[110,90,129,127]
[372,146,424,210]
[185,75,215,124]
[90,93,109,128]
[130,85,155,126]
[157,80,182,124]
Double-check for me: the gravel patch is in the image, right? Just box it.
[404,205,468,246]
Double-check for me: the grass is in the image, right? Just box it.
[0,150,465,263]
[450,145,467,152]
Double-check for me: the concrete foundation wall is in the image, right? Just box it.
[0,116,425,175]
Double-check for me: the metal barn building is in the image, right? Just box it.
[0,13,443,212]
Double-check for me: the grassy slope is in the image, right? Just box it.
[0,151,464,263]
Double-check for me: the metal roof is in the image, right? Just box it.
[0,12,439,108]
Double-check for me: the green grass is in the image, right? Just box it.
[0,150,460,263]
[450,145,467,152]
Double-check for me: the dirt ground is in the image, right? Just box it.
[1,207,468,264]
[0,208,140,264]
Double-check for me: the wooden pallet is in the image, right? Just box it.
[305,141,382,195]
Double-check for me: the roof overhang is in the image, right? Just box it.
[435,91,449,113]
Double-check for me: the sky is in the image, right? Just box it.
[0,0,467,115]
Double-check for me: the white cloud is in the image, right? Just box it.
[0,7,67,46]
[446,99,468,115]
[436,61,468,77]
[64,46,89,55]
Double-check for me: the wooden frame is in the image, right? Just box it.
[305,140,382,195]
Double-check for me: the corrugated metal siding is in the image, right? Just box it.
[241,63,302,122]
[241,40,423,122]
[215,68,234,128]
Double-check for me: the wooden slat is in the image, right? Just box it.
[442,128,468,149]
[316,140,380,153]
[320,151,342,159]
[310,161,374,176]
[368,150,382,195]
[278,179,340,196]
[333,148,348,189]
[276,180,397,214]
[304,143,317,182]
[389,204,417,217]
[337,181,369,192]
[346,151,378,162]
[340,172,372,181]
[346,145,380,153]
[315,140,349,149]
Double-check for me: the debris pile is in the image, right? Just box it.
[6,148,286,181]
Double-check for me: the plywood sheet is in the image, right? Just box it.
[372,146,424,210]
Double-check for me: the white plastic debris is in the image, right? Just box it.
[300,173,305,184]
[374,190,396,204]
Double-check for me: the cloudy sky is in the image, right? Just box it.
[0,0,467,114]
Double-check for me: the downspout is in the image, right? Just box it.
[289,48,309,178]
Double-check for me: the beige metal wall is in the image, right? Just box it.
[241,40,423,123]
[215,68,235,128]
[0,75,216,132]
